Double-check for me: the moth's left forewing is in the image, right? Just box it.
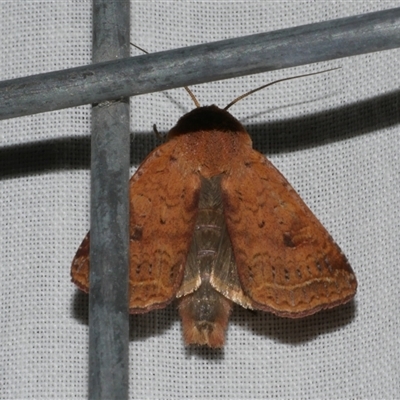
[221,148,357,318]
[71,137,202,314]
[128,139,201,312]
[71,233,90,293]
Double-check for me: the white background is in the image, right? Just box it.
[1,1,399,398]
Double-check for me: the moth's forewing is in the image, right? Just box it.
[71,233,90,293]
[221,149,357,318]
[71,138,201,313]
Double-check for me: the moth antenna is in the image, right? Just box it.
[130,42,201,108]
[223,67,341,111]
[152,124,167,142]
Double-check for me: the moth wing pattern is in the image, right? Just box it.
[221,148,357,318]
[71,139,201,313]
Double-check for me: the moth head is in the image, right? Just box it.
[167,105,247,139]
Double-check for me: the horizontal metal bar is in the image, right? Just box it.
[0,7,400,121]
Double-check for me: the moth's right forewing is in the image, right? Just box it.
[221,148,357,318]
[128,140,201,313]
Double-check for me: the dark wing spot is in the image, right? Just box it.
[131,225,143,241]
[283,233,295,248]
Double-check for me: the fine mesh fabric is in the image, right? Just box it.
[1,1,400,399]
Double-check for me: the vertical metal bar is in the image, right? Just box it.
[89,1,130,399]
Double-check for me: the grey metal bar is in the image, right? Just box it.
[1,7,400,120]
[89,0,130,399]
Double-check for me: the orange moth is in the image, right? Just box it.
[71,77,357,348]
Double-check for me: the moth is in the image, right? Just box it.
[71,83,357,348]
